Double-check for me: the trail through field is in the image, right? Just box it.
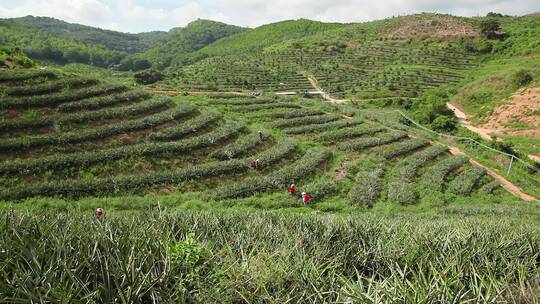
[307,75,349,104]
[529,154,540,163]
[446,103,493,140]
[448,146,539,202]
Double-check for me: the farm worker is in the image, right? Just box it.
[302,192,312,204]
[250,159,259,169]
[258,130,264,140]
[289,183,296,195]
[95,208,105,221]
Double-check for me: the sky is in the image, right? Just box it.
[0,0,539,33]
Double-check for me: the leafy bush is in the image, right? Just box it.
[284,119,361,135]
[134,69,164,85]
[0,69,55,82]
[264,108,324,119]
[234,102,301,112]
[348,167,384,207]
[513,70,533,87]
[479,180,500,194]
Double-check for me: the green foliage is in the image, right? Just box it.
[512,69,533,86]
[147,108,223,141]
[317,125,385,143]
[134,69,163,84]
[348,167,384,207]
[0,46,34,68]
[479,180,500,194]
[0,103,195,151]
[479,19,502,39]
[379,138,429,159]
[57,90,149,112]
[211,130,270,160]
[284,119,361,135]
[448,166,487,195]
[4,77,97,96]
[421,155,469,192]
[168,233,208,267]
[337,132,408,151]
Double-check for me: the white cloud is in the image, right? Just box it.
[0,0,538,32]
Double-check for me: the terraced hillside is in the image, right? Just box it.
[162,14,478,101]
[1,68,504,207]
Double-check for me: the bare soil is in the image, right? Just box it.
[382,15,480,39]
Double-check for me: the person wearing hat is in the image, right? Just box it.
[301,192,312,204]
[95,208,105,221]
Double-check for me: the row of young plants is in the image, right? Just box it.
[316,125,386,143]
[148,109,222,141]
[0,95,166,132]
[210,130,270,160]
[447,166,487,196]
[421,155,469,192]
[379,138,429,159]
[210,98,270,105]
[386,145,449,205]
[348,167,385,207]
[0,103,196,151]
[263,108,324,119]
[337,131,408,151]
[4,78,98,97]
[0,121,245,176]
[1,83,127,109]
[301,178,340,201]
[284,119,361,135]
[57,90,149,112]
[214,148,331,199]
[0,69,55,82]
[479,180,501,194]
[0,136,297,200]
[234,102,301,112]
[271,114,341,129]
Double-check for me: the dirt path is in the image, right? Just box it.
[448,146,539,202]
[446,103,493,140]
[307,75,348,104]
[529,154,540,163]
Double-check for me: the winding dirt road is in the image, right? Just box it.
[446,103,493,140]
[307,75,349,104]
[448,146,539,202]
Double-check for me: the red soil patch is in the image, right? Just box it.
[481,87,540,138]
[383,15,480,39]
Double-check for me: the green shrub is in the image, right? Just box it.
[348,167,384,207]
[448,166,487,196]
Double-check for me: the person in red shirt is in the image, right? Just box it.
[250,159,259,169]
[302,192,312,204]
[289,183,296,195]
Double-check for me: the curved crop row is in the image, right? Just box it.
[348,167,385,207]
[4,78,98,97]
[0,103,195,151]
[421,155,469,192]
[57,90,149,112]
[211,98,271,105]
[234,102,301,112]
[387,180,417,205]
[0,96,168,132]
[379,138,429,159]
[0,70,55,82]
[337,131,408,151]
[1,84,127,109]
[271,114,341,129]
[317,125,386,143]
[148,109,222,141]
[0,136,297,200]
[448,166,486,196]
[395,145,448,180]
[215,148,331,199]
[479,180,500,194]
[0,121,245,176]
[211,130,270,160]
[264,108,324,119]
[284,119,361,135]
